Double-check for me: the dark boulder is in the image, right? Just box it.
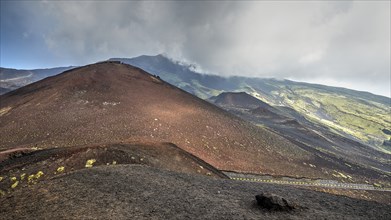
[255,192,297,211]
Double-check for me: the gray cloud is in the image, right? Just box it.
[1,1,390,96]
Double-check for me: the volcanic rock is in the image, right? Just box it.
[255,192,297,211]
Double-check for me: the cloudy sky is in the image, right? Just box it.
[1,1,390,97]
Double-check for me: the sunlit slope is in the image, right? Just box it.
[1,61,331,179]
[269,84,391,153]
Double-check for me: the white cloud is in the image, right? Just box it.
[299,51,324,65]
[2,1,390,96]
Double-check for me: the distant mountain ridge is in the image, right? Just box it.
[110,55,389,103]
[110,55,391,153]
[0,66,75,94]
[1,54,390,152]
[2,61,389,185]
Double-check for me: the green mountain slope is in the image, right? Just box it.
[266,82,391,153]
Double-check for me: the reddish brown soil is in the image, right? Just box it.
[0,62,323,179]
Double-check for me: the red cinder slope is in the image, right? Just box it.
[0,62,321,178]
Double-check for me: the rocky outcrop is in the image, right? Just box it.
[255,192,297,211]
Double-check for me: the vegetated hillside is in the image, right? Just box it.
[265,81,391,153]
[0,66,74,95]
[1,164,390,219]
[110,55,391,153]
[209,92,390,183]
[1,62,387,183]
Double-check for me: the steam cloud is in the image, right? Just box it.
[1,1,390,96]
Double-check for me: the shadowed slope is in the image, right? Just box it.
[0,142,227,195]
[210,92,288,120]
[209,92,390,184]
[209,92,275,110]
